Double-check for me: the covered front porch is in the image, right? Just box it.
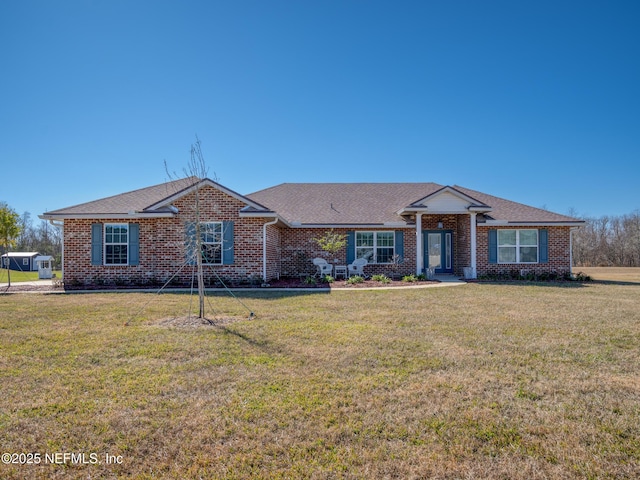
[399,186,492,279]
[413,213,478,279]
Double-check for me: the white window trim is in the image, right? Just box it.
[355,231,395,264]
[104,223,129,266]
[200,221,223,265]
[497,229,539,264]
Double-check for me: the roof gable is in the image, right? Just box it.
[41,177,271,219]
[406,186,492,213]
[147,178,271,213]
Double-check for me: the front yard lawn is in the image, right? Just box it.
[0,269,62,284]
[1,277,639,478]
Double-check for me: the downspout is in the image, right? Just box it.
[263,218,279,281]
[48,219,64,281]
[470,212,477,279]
[416,213,423,275]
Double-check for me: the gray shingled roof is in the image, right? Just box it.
[246,183,580,225]
[44,177,201,216]
[42,178,581,225]
[452,186,580,223]
[246,183,441,225]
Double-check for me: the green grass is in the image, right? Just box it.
[1,274,639,478]
[0,269,62,283]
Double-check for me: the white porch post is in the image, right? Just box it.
[416,213,423,275]
[470,212,477,279]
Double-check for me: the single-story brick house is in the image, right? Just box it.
[40,177,583,287]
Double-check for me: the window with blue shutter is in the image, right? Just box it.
[185,222,197,265]
[92,223,139,266]
[185,221,234,265]
[222,221,234,265]
[129,223,140,266]
[395,230,404,261]
[539,229,548,263]
[492,228,547,264]
[346,231,355,264]
[488,230,498,264]
[91,223,103,265]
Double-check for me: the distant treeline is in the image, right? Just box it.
[573,210,640,267]
[14,212,63,266]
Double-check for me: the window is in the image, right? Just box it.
[104,224,129,265]
[355,231,395,264]
[23,258,29,266]
[200,222,223,264]
[185,221,234,266]
[497,229,538,263]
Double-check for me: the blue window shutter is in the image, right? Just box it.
[488,230,498,264]
[395,230,404,260]
[222,221,234,264]
[129,223,139,266]
[539,229,548,263]
[91,223,103,265]
[346,231,355,264]
[185,222,196,265]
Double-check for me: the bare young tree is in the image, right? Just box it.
[166,137,220,319]
[188,139,208,319]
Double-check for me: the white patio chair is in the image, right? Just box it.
[347,258,368,277]
[312,258,333,277]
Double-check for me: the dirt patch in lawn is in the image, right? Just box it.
[153,315,243,328]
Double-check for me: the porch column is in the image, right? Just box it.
[416,213,423,275]
[470,212,477,279]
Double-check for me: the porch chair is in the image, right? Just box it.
[347,258,368,278]
[312,258,333,277]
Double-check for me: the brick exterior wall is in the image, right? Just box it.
[264,223,281,281]
[61,183,574,287]
[279,227,417,278]
[476,225,572,276]
[62,186,275,288]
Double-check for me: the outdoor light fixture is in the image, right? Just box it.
[437,220,443,229]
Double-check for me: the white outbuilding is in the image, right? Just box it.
[34,255,54,279]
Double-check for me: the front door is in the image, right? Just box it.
[423,230,453,274]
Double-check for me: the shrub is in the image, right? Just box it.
[402,274,418,282]
[574,271,593,282]
[346,275,364,284]
[248,274,264,286]
[304,276,317,285]
[320,275,334,284]
[372,274,391,284]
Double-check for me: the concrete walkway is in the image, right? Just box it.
[0,279,54,288]
[432,274,467,283]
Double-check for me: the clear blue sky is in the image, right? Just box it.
[1,0,638,220]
